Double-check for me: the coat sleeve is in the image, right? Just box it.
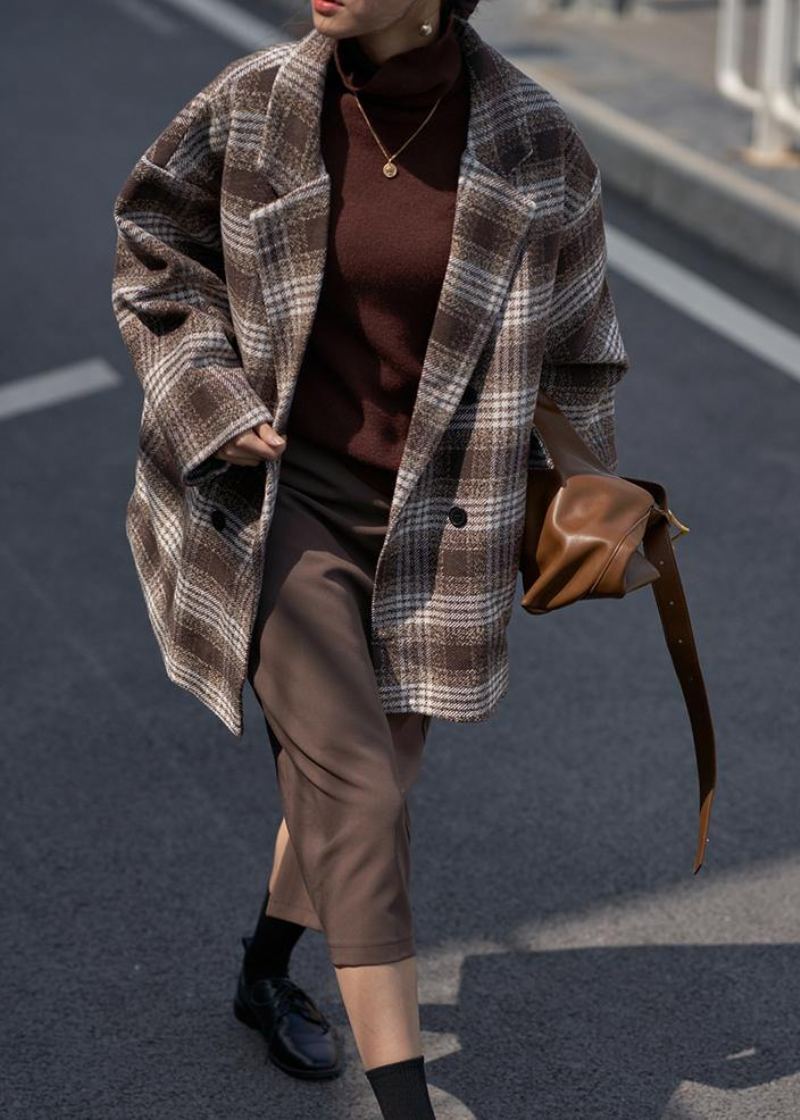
[537,123,631,473]
[110,68,275,487]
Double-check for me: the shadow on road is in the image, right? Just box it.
[422,945,794,1117]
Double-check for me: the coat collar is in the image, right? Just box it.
[255,17,537,192]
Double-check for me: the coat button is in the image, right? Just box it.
[448,505,468,528]
[211,508,227,532]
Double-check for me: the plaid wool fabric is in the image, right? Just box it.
[111,16,630,736]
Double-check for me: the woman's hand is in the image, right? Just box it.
[216,421,287,467]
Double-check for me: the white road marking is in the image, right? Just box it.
[111,0,179,35]
[0,359,122,422]
[157,0,285,48]
[605,223,800,384]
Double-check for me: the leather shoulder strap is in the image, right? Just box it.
[630,477,717,873]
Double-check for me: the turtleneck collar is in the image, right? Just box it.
[332,8,462,106]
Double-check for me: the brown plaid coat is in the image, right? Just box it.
[111,16,630,737]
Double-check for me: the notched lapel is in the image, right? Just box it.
[249,173,331,423]
[246,26,335,426]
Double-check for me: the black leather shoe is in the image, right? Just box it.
[233,936,342,1079]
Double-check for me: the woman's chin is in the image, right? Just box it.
[311,0,349,23]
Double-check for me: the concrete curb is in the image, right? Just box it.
[510,58,800,296]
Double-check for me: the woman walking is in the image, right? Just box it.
[111,0,630,1114]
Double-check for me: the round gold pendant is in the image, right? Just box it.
[382,161,398,178]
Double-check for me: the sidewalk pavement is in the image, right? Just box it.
[474,0,800,295]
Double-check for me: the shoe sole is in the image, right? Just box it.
[233,997,343,1081]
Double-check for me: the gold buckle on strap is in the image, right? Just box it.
[666,507,691,542]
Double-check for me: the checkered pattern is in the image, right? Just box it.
[111,17,630,736]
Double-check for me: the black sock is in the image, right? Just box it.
[242,885,306,981]
[365,1055,436,1120]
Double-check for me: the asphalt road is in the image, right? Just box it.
[2,1,800,1118]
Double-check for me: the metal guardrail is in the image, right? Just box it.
[716,0,800,161]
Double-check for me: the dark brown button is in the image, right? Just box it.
[448,506,467,528]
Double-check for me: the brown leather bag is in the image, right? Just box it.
[520,389,716,873]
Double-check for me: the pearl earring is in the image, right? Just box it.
[418,19,434,35]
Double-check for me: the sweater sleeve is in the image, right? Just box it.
[110,67,274,487]
[537,123,631,473]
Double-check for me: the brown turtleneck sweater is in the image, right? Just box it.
[284,10,470,497]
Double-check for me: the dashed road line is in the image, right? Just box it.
[0,359,122,422]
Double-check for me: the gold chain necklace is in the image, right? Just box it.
[352,92,445,178]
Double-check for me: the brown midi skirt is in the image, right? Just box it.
[246,432,432,968]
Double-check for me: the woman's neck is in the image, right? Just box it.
[352,2,446,67]
[333,5,460,104]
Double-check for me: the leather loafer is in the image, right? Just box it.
[233,936,342,1079]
